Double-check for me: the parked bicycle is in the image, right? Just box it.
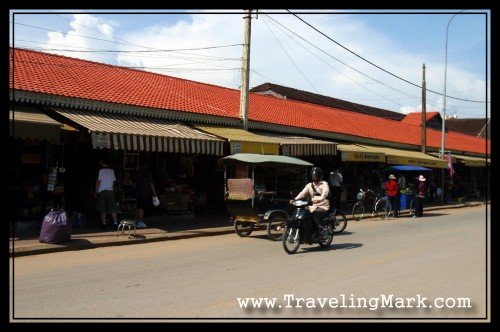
[352,188,391,221]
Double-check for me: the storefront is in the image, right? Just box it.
[9,107,68,222]
[336,144,386,202]
[39,108,226,220]
[337,143,448,203]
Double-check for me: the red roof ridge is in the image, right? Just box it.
[10,47,242,94]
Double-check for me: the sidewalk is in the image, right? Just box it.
[10,200,488,257]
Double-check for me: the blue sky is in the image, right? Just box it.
[10,9,490,119]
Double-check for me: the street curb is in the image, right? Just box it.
[10,228,235,258]
[10,201,487,257]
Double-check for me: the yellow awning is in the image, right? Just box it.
[455,155,489,167]
[337,144,385,162]
[194,125,279,155]
[429,152,457,164]
[9,110,61,144]
[360,145,448,169]
[253,132,337,156]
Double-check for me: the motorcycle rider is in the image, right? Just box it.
[290,167,330,242]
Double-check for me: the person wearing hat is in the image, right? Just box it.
[414,175,427,218]
[385,174,400,218]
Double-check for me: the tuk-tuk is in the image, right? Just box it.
[219,153,313,240]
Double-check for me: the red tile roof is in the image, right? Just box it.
[10,48,489,155]
[401,112,441,126]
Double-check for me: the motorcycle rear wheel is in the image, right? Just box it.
[318,223,334,248]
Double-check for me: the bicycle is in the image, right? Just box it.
[352,188,391,221]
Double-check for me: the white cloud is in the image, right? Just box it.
[35,11,488,118]
[44,14,117,64]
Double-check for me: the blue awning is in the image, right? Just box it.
[382,165,432,172]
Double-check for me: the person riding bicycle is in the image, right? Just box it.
[291,167,330,241]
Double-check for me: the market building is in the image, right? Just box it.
[9,48,490,226]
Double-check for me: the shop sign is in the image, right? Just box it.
[462,160,487,167]
[386,155,446,168]
[341,151,384,162]
[231,142,241,154]
[92,132,110,149]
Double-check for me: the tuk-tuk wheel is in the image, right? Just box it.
[234,221,254,237]
[267,216,286,241]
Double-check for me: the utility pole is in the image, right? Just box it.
[239,9,252,131]
[421,63,427,153]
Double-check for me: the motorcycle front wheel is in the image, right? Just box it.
[282,226,301,254]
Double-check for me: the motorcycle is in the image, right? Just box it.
[282,200,334,254]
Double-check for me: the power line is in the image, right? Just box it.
[286,9,489,104]
[262,15,410,112]
[264,15,421,103]
[14,39,241,62]
[14,22,242,54]
[262,16,319,93]
[11,58,238,72]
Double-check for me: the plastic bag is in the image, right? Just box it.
[39,209,71,244]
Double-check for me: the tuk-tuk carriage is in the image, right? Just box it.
[219,153,313,241]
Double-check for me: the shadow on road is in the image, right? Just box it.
[333,231,354,236]
[301,242,363,253]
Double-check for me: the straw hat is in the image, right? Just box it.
[418,175,426,182]
[389,174,396,180]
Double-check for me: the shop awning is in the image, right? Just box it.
[429,152,457,164]
[51,108,224,155]
[429,153,489,167]
[337,144,386,162]
[253,132,337,157]
[362,145,448,169]
[10,109,61,144]
[455,155,489,167]
[194,125,279,155]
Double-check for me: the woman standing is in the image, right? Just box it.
[414,175,427,218]
[385,174,400,218]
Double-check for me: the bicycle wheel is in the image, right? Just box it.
[332,211,348,233]
[375,198,391,220]
[352,201,365,221]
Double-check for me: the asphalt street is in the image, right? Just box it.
[10,205,489,321]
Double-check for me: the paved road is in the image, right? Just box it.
[10,205,489,321]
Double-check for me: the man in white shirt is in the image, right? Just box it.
[95,159,118,229]
[329,167,343,209]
